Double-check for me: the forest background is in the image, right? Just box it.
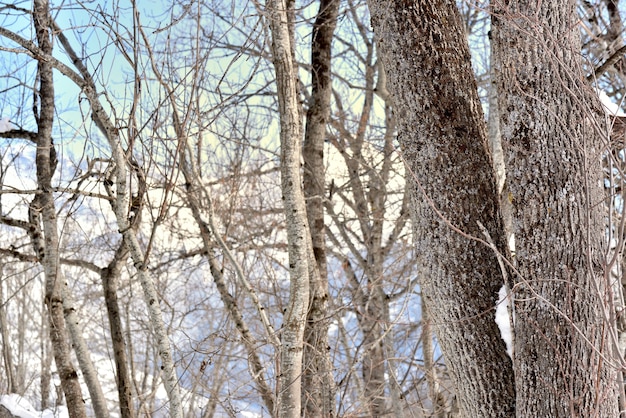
[0,0,625,417]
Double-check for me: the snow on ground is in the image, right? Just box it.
[0,394,68,418]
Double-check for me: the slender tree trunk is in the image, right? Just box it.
[32,2,86,416]
[0,263,16,394]
[180,158,277,415]
[366,1,516,416]
[360,282,386,417]
[62,282,110,418]
[102,241,135,418]
[267,0,313,415]
[422,302,447,418]
[302,0,339,416]
[492,1,619,415]
[40,304,52,409]
[49,19,184,417]
[487,45,514,252]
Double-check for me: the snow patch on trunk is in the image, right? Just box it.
[597,89,626,117]
[495,284,514,359]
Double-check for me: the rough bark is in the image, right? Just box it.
[492,1,619,416]
[32,1,87,416]
[267,0,313,416]
[302,0,339,416]
[422,302,447,418]
[366,1,516,416]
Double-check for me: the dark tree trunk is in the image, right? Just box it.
[366,1,516,416]
[302,0,340,416]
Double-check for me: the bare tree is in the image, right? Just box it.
[30,1,87,416]
[366,0,624,415]
[367,0,515,416]
[492,1,619,415]
[302,0,340,416]
[266,0,314,415]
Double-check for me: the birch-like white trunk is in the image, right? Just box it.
[32,1,87,416]
[62,280,110,418]
[267,1,312,416]
[50,21,184,418]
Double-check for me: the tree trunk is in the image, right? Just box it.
[267,0,313,416]
[491,1,619,415]
[366,1,516,416]
[62,281,110,418]
[102,241,135,418]
[50,20,184,418]
[302,0,339,416]
[32,1,87,416]
[0,263,16,394]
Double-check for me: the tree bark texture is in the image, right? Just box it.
[367,1,516,416]
[492,1,619,416]
[303,0,339,416]
[267,0,313,416]
[32,1,87,416]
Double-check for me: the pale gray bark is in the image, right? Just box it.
[421,303,446,418]
[487,44,514,257]
[267,0,313,415]
[40,311,52,409]
[0,10,182,414]
[62,281,110,418]
[32,1,86,416]
[487,76,506,195]
[48,17,184,418]
[0,263,16,394]
[492,1,619,415]
[367,1,515,416]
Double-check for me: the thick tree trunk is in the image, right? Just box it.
[267,0,313,416]
[492,1,619,416]
[302,0,339,416]
[366,1,516,416]
[32,2,87,416]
